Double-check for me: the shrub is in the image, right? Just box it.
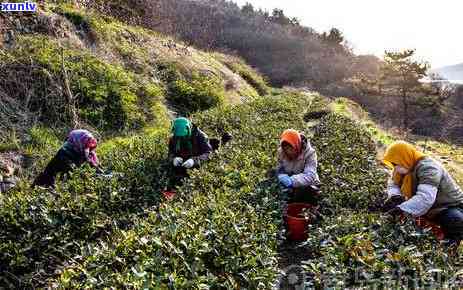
[12,92,316,288]
[0,130,171,288]
[224,60,269,96]
[168,73,225,116]
[312,113,388,210]
[304,212,457,288]
[5,35,148,131]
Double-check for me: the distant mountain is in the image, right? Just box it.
[432,63,463,81]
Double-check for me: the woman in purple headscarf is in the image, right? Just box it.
[33,129,103,187]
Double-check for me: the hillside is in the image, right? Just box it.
[0,1,268,144]
[1,2,463,290]
[432,63,463,81]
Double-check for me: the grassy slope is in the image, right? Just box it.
[0,2,270,180]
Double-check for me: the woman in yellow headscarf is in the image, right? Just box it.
[382,141,463,242]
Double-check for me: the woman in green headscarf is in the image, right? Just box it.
[168,117,213,173]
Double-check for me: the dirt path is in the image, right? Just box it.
[275,238,313,289]
[275,99,321,289]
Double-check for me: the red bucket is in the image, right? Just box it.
[162,190,176,201]
[285,203,313,241]
[415,217,445,240]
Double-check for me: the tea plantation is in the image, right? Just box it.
[2,91,462,289]
[2,2,463,288]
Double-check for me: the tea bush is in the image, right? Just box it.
[2,91,461,289]
[168,73,225,116]
[312,113,388,210]
[304,211,462,288]
[301,111,463,289]
[0,129,172,287]
[35,92,319,288]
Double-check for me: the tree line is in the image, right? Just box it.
[80,0,462,143]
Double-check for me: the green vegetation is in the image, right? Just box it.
[2,2,463,289]
[331,98,463,188]
[330,98,395,147]
[216,55,269,96]
[0,93,309,288]
[1,2,264,141]
[305,212,457,288]
[2,91,463,288]
[168,73,225,116]
[6,35,164,131]
[312,112,387,210]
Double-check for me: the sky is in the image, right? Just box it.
[232,0,463,69]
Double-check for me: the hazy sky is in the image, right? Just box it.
[233,0,462,68]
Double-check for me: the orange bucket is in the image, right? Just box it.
[285,203,313,241]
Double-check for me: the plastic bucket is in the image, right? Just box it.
[162,190,176,201]
[415,217,445,240]
[285,203,313,241]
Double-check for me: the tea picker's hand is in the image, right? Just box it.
[173,157,183,167]
[182,159,195,169]
[382,195,405,212]
[278,174,293,188]
[387,206,403,216]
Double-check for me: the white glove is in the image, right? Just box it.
[173,157,183,167]
[182,159,195,169]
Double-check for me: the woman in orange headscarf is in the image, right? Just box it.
[382,141,463,242]
[276,129,320,203]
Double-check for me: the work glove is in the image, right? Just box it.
[173,157,183,167]
[182,159,195,169]
[278,174,293,188]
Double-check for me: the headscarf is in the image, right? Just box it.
[66,129,99,166]
[280,129,302,156]
[172,118,192,137]
[382,141,426,199]
[172,118,193,153]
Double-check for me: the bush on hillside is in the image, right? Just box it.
[1,35,165,132]
[168,73,225,116]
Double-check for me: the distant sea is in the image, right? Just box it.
[421,79,463,85]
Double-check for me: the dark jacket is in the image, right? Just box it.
[168,125,212,166]
[32,146,100,188]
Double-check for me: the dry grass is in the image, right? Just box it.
[330,97,463,187]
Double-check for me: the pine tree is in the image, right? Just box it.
[380,49,429,129]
